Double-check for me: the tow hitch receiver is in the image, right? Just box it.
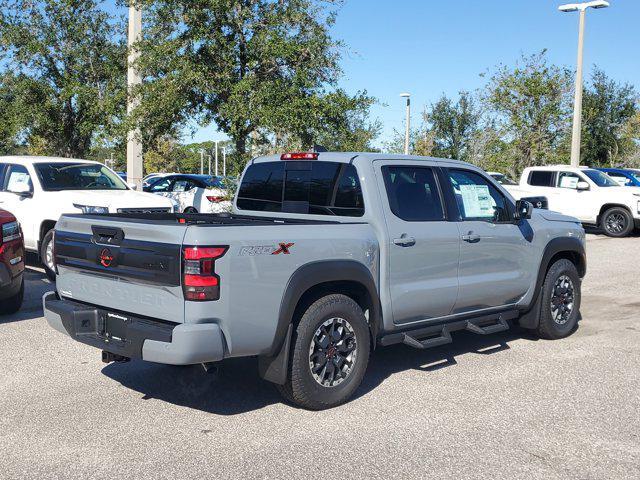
[102,351,130,364]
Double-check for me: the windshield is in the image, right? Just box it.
[34,163,128,191]
[583,169,619,187]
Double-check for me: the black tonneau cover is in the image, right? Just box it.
[65,212,346,227]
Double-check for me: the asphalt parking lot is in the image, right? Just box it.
[1,233,639,480]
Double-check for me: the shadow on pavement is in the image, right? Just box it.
[0,266,53,324]
[101,326,540,416]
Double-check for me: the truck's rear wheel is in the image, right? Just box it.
[278,294,370,410]
[40,230,56,281]
[536,259,581,340]
[600,207,633,237]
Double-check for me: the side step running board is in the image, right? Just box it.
[402,328,452,350]
[465,317,509,335]
[380,310,517,351]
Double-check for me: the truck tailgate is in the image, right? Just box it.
[54,215,188,323]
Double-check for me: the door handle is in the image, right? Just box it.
[393,235,416,247]
[462,232,481,243]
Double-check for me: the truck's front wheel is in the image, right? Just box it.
[600,207,633,237]
[278,294,370,410]
[536,259,581,340]
[40,230,56,281]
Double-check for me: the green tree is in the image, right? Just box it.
[0,73,24,154]
[484,50,572,174]
[134,0,377,159]
[426,91,481,161]
[0,0,126,158]
[581,68,638,167]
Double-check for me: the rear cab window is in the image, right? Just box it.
[528,170,555,187]
[237,161,364,217]
[381,166,445,222]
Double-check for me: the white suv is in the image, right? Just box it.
[0,156,176,278]
[504,165,640,237]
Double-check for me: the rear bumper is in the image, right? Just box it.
[42,292,225,365]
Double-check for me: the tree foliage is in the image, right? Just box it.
[0,0,127,158]
[581,68,638,167]
[484,50,572,173]
[133,0,377,160]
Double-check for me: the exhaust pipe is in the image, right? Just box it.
[102,351,130,364]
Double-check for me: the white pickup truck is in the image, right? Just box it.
[504,165,640,237]
[0,156,177,279]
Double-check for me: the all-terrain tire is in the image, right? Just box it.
[536,259,581,340]
[277,294,370,410]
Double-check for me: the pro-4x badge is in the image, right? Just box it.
[272,242,294,255]
[238,243,295,256]
[99,248,114,267]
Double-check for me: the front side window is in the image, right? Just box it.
[172,179,198,192]
[34,163,127,191]
[448,169,510,222]
[3,164,32,193]
[237,161,364,217]
[528,170,555,187]
[382,166,444,222]
[557,171,582,189]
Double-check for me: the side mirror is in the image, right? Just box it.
[576,181,590,191]
[514,200,532,221]
[127,182,138,191]
[9,182,33,198]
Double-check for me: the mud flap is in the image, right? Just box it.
[258,324,293,385]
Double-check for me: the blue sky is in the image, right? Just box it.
[106,0,640,146]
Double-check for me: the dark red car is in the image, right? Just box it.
[0,209,24,315]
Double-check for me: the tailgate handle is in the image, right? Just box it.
[91,226,125,246]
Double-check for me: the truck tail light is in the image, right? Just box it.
[281,152,319,160]
[182,246,227,301]
[206,195,225,203]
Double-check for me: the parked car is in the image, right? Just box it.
[144,174,231,213]
[142,172,170,189]
[487,171,518,185]
[0,156,177,280]
[44,152,586,409]
[0,209,24,315]
[503,165,640,237]
[596,168,640,188]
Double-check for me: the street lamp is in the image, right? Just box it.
[559,0,610,167]
[400,93,411,155]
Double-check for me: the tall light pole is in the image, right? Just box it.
[199,149,205,174]
[559,1,610,167]
[400,93,411,155]
[222,147,227,177]
[214,141,219,176]
[126,5,143,187]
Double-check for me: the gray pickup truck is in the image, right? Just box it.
[44,152,586,409]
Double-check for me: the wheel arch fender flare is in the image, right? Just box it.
[519,236,586,329]
[258,260,380,385]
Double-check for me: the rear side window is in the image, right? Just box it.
[528,170,555,187]
[237,161,364,217]
[381,166,444,221]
